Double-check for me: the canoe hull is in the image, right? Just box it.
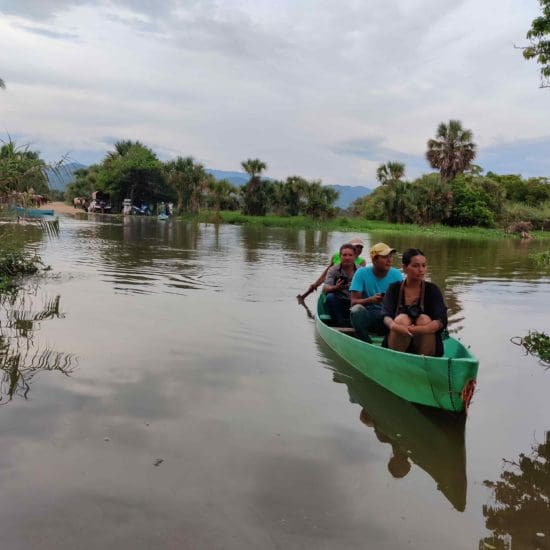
[316,296,478,413]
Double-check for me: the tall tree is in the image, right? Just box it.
[207,178,237,212]
[97,141,167,206]
[241,158,268,216]
[165,156,207,214]
[522,0,550,87]
[376,162,405,185]
[426,120,476,182]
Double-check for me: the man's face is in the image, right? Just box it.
[353,245,363,257]
[372,253,394,274]
[340,247,356,266]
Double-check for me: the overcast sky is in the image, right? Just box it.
[0,0,548,186]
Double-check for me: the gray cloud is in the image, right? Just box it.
[0,0,547,185]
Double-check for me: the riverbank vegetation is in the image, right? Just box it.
[1,119,549,238]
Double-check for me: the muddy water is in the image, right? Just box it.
[0,217,548,549]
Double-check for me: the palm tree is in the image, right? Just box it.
[207,178,236,212]
[376,161,405,185]
[241,158,268,216]
[165,156,207,214]
[426,120,476,182]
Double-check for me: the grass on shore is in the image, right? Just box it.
[187,211,550,240]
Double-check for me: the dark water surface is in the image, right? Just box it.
[1,217,549,549]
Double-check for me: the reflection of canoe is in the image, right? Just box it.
[316,294,479,413]
[317,334,467,511]
[157,214,169,221]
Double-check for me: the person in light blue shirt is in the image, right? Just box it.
[350,242,402,342]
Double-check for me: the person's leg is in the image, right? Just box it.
[411,314,436,356]
[350,304,379,342]
[325,293,351,326]
[387,313,413,352]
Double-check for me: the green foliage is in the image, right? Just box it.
[206,178,238,212]
[241,158,268,216]
[530,251,550,268]
[65,166,99,203]
[97,141,169,207]
[426,120,476,182]
[376,161,405,185]
[164,156,207,214]
[0,242,42,291]
[0,138,49,196]
[502,201,550,231]
[448,176,496,227]
[523,0,550,86]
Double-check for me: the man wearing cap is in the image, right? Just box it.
[349,242,402,342]
[297,237,366,303]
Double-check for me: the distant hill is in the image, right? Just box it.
[206,169,372,209]
[328,185,372,209]
[45,162,87,190]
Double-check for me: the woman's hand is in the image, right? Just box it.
[391,321,413,337]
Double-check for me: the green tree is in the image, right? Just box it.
[426,120,476,182]
[376,161,406,185]
[241,158,268,216]
[207,178,238,212]
[97,141,168,207]
[283,176,308,216]
[164,156,208,214]
[302,181,338,219]
[522,0,550,87]
[65,166,99,203]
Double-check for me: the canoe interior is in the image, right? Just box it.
[316,294,479,413]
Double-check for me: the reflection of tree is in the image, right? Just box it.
[480,432,550,549]
[0,291,76,404]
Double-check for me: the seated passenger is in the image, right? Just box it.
[349,242,402,342]
[297,237,366,303]
[322,244,359,326]
[382,248,447,357]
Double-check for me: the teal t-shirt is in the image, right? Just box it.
[331,252,364,266]
[349,265,403,297]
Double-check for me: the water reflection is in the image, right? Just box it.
[316,334,467,511]
[0,290,76,404]
[480,432,550,550]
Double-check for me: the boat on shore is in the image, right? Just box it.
[13,206,55,218]
[316,294,479,413]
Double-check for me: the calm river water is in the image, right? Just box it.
[0,217,549,549]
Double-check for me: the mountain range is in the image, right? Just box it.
[46,164,372,208]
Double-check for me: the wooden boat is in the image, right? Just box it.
[14,206,55,218]
[316,294,479,413]
[317,335,467,510]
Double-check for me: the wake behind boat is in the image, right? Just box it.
[316,294,479,413]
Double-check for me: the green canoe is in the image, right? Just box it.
[316,294,479,413]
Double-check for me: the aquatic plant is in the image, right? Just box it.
[530,250,550,268]
[512,330,550,366]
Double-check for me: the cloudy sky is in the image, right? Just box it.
[0,0,548,186]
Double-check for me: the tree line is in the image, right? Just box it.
[352,120,550,230]
[63,141,339,219]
